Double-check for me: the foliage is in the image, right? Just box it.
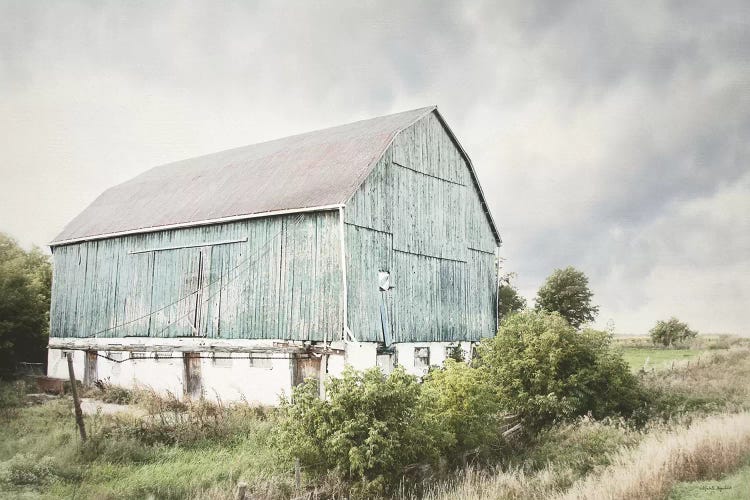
[649,317,698,347]
[275,367,450,496]
[535,266,599,328]
[522,417,638,477]
[421,359,504,462]
[0,233,52,374]
[476,310,646,430]
[498,272,526,321]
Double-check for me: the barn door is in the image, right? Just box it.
[150,247,211,337]
[292,355,321,387]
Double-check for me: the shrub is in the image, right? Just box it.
[275,367,451,496]
[476,310,646,430]
[0,454,63,486]
[421,360,504,462]
[649,317,698,347]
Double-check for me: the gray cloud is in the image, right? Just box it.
[1,0,748,334]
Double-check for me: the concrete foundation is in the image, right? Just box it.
[47,339,476,404]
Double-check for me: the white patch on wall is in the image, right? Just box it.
[249,353,272,369]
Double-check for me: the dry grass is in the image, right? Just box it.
[557,412,750,500]
[419,412,750,500]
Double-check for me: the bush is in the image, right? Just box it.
[0,454,64,486]
[476,310,646,430]
[275,367,451,496]
[421,360,505,462]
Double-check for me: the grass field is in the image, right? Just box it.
[619,348,704,371]
[2,343,750,499]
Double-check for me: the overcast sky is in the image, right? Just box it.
[1,0,748,335]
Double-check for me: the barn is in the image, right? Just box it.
[46,106,501,404]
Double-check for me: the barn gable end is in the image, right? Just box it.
[344,110,500,343]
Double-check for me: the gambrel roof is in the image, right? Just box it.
[52,107,500,246]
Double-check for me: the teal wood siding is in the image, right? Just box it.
[345,111,498,343]
[50,212,342,340]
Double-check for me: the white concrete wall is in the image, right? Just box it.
[47,340,476,404]
[48,348,293,405]
[200,352,292,405]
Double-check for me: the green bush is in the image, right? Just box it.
[476,310,646,430]
[0,454,64,486]
[275,367,451,496]
[421,359,504,462]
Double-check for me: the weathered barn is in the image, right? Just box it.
[47,106,501,403]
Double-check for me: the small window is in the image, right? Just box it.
[249,353,272,369]
[155,351,174,361]
[414,347,430,368]
[130,351,149,359]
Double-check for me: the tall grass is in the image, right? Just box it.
[559,412,750,499]
[419,412,750,500]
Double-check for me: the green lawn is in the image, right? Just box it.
[670,461,750,499]
[619,348,705,372]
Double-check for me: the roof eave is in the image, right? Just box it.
[49,203,345,248]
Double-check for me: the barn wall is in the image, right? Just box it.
[345,111,498,343]
[50,212,342,341]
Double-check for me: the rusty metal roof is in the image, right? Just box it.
[51,106,500,245]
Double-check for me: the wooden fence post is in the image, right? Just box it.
[66,352,87,442]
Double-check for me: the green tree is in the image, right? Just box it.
[476,310,644,430]
[0,233,52,375]
[649,317,698,347]
[535,266,599,328]
[498,272,526,322]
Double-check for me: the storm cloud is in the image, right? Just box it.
[1,0,748,334]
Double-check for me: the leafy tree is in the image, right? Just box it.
[476,310,644,430]
[535,266,599,328]
[498,272,526,322]
[0,233,52,375]
[649,317,698,347]
[275,367,451,496]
